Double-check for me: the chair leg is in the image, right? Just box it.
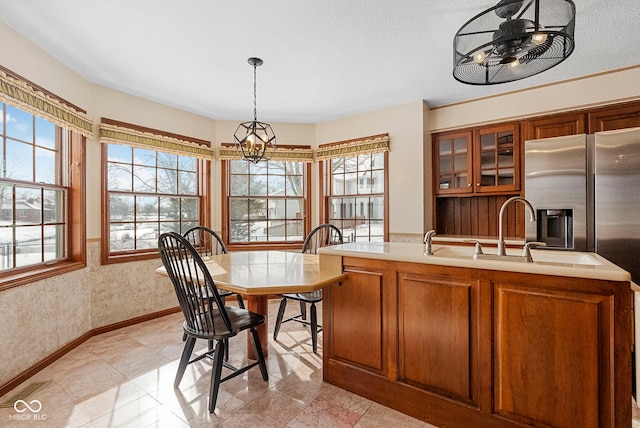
[208,340,225,413]
[273,297,288,340]
[299,301,307,320]
[310,303,318,353]
[236,294,245,309]
[175,336,196,388]
[249,327,269,381]
[223,338,229,361]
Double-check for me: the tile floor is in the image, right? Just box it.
[0,300,436,428]
[3,299,640,427]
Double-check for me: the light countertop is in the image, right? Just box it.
[318,241,631,282]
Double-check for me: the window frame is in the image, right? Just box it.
[101,128,211,265]
[319,148,389,242]
[221,158,311,251]
[0,124,86,291]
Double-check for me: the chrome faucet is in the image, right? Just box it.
[497,197,536,256]
[424,230,436,255]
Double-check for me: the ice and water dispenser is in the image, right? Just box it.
[536,209,573,249]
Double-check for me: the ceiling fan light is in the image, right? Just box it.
[473,50,487,63]
[532,32,548,45]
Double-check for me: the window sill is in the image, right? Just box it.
[101,251,161,265]
[0,261,86,292]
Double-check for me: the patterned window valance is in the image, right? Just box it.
[314,133,390,160]
[0,67,94,138]
[99,118,215,160]
[218,144,314,163]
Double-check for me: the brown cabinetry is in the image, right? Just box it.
[588,100,640,133]
[434,122,520,196]
[524,111,587,140]
[324,257,632,428]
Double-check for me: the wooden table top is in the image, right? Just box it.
[156,250,345,295]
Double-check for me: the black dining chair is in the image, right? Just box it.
[272,223,343,353]
[158,232,268,413]
[183,226,245,361]
[183,226,245,309]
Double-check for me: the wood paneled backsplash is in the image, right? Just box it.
[435,194,526,238]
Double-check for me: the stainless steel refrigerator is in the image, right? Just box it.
[524,127,640,283]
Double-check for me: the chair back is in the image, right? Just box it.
[302,223,344,254]
[183,226,227,256]
[159,232,232,336]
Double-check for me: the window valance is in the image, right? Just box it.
[218,144,314,162]
[314,134,390,160]
[98,118,215,160]
[0,66,93,138]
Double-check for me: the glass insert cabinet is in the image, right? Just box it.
[433,123,520,195]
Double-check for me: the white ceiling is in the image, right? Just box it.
[0,1,638,124]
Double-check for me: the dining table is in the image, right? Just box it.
[156,250,345,359]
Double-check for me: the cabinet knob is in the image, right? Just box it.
[468,183,472,187]
[476,182,480,186]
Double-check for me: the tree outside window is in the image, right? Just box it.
[106,144,200,255]
[228,159,307,243]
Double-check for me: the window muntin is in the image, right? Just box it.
[328,152,386,242]
[228,159,306,243]
[0,102,67,271]
[106,144,200,254]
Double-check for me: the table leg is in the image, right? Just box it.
[247,295,269,359]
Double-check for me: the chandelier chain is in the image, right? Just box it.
[253,63,257,121]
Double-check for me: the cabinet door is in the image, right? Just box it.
[433,131,473,195]
[326,266,387,374]
[474,123,520,193]
[493,282,613,428]
[397,272,478,405]
[524,112,586,140]
[588,100,640,133]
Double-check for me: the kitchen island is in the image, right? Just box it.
[318,242,633,428]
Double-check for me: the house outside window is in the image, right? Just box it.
[100,119,214,263]
[318,134,389,242]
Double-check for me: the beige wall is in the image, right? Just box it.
[1,18,639,387]
[315,100,427,235]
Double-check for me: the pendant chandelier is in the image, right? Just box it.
[234,57,276,163]
[453,0,575,85]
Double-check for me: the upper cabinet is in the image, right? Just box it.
[588,100,640,133]
[434,122,520,196]
[434,131,473,194]
[524,112,586,140]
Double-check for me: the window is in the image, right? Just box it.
[318,134,389,242]
[0,102,86,287]
[0,102,65,269]
[100,119,213,263]
[224,159,310,247]
[326,152,387,242]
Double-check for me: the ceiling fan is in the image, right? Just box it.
[453,0,576,85]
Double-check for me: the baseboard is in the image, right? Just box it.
[0,306,181,398]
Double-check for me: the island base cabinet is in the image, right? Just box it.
[493,283,614,427]
[323,257,632,428]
